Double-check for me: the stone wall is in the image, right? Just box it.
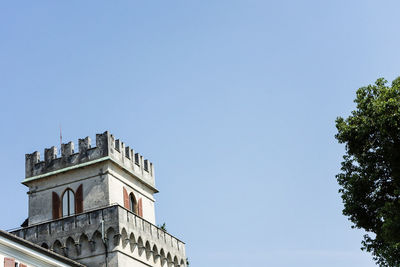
[24,131,155,189]
[27,162,110,225]
[10,205,186,267]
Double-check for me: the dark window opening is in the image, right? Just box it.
[129,193,138,214]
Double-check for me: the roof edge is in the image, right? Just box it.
[0,230,86,267]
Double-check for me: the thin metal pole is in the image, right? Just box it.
[101,219,108,267]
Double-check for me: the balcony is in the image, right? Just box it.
[10,204,186,267]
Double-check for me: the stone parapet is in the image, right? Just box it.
[10,205,186,267]
[24,131,155,187]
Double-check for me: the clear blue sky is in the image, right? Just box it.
[1,1,399,266]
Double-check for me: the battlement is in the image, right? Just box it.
[10,205,186,267]
[25,131,155,187]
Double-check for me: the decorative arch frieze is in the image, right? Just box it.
[12,206,185,266]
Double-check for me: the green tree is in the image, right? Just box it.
[158,222,167,232]
[335,77,400,266]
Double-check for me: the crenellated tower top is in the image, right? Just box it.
[24,131,155,189]
[13,131,186,267]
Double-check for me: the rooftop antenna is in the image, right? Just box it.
[59,124,62,155]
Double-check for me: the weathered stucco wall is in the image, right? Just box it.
[27,162,110,225]
[108,162,156,224]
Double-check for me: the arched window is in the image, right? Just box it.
[129,193,138,214]
[62,189,75,217]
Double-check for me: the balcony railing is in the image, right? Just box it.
[9,204,185,259]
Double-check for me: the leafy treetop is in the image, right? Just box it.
[336,77,400,266]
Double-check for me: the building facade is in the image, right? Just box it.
[10,131,186,267]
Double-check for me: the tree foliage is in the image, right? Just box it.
[335,77,400,266]
[159,222,167,232]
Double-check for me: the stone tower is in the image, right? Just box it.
[11,131,186,267]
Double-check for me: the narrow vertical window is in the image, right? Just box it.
[62,189,75,217]
[129,193,138,214]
